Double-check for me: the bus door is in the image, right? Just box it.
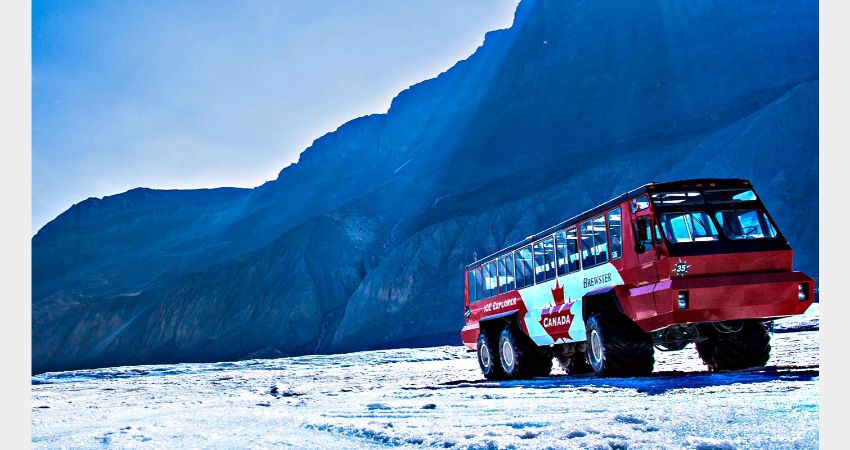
[629,196,660,319]
[631,196,660,285]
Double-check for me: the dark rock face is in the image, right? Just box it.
[32,0,818,373]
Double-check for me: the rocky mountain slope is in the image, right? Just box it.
[32,0,818,373]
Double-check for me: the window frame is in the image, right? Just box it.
[579,219,596,269]
[659,211,721,243]
[468,268,475,303]
[580,214,610,268]
[474,198,659,288]
[532,240,546,284]
[514,245,534,289]
[607,207,623,260]
[565,226,581,273]
[704,188,758,204]
[713,209,779,241]
[592,214,609,265]
[533,235,556,284]
[504,252,516,291]
[555,230,568,276]
[497,257,508,295]
[483,261,498,298]
[631,194,650,213]
[543,235,556,281]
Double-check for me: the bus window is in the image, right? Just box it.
[631,194,650,213]
[504,252,516,291]
[480,264,489,298]
[566,227,580,272]
[715,209,778,240]
[607,208,622,260]
[660,212,719,243]
[593,215,608,264]
[473,268,483,302]
[515,246,533,289]
[497,257,507,294]
[580,220,595,268]
[704,189,757,203]
[555,230,568,276]
[533,237,556,283]
[467,271,474,302]
[481,263,489,298]
[468,270,479,303]
[484,261,497,298]
[533,240,546,284]
[543,236,556,280]
[651,191,704,205]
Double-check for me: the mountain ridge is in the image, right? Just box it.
[33,0,818,373]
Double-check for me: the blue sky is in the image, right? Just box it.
[32,0,520,233]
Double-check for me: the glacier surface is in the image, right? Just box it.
[32,305,819,449]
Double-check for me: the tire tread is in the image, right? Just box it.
[587,311,654,377]
[696,321,771,371]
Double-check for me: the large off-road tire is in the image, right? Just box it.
[498,325,552,379]
[586,311,654,377]
[696,320,771,371]
[477,330,506,380]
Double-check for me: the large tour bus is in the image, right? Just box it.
[461,178,814,378]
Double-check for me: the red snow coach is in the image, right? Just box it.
[461,178,814,379]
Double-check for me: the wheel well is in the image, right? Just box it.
[582,291,624,321]
[478,314,520,339]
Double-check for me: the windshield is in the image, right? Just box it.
[659,212,719,243]
[659,208,778,243]
[714,209,778,240]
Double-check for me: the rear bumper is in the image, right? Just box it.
[632,271,815,333]
[461,324,479,350]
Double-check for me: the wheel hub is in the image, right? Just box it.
[590,329,603,364]
[479,342,491,368]
[501,340,515,370]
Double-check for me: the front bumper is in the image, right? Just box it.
[634,271,814,333]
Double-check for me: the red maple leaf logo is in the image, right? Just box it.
[541,279,574,341]
[551,278,565,305]
[539,303,574,342]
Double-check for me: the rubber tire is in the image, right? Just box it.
[586,311,654,377]
[498,326,551,379]
[477,331,506,380]
[696,321,771,371]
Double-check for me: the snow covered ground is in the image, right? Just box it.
[32,304,819,449]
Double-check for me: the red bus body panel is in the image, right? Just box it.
[629,270,813,333]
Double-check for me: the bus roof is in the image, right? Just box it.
[464,178,752,270]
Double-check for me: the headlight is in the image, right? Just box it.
[798,283,809,301]
[677,291,689,309]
